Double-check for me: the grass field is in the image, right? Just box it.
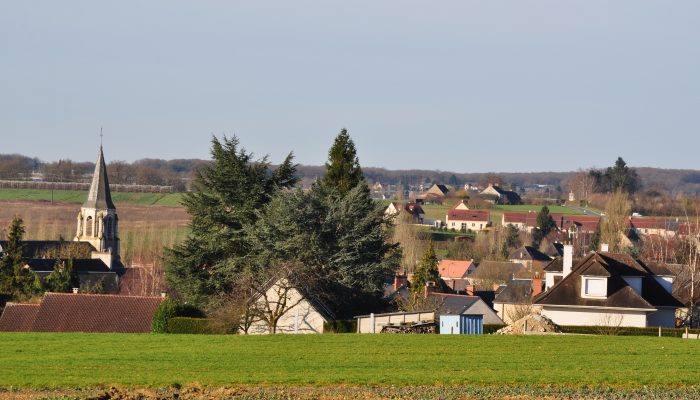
[0,188,184,207]
[0,333,698,389]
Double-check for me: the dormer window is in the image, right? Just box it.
[582,276,607,298]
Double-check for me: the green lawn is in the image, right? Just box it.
[0,188,184,207]
[491,204,583,214]
[0,333,698,389]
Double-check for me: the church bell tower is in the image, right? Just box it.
[75,146,120,264]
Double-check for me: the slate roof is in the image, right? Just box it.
[438,259,473,279]
[543,258,564,272]
[534,252,684,310]
[435,294,480,314]
[508,246,553,262]
[0,303,40,332]
[493,279,533,305]
[473,261,531,280]
[26,258,112,273]
[30,293,163,333]
[0,241,96,258]
[83,146,115,210]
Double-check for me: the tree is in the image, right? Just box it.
[0,216,40,302]
[411,242,440,296]
[43,259,80,293]
[600,190,631,252]
[567,169,595,205]
[165,136,297,306]
[590,157,640,194]
[532,206,556,247]
[391,206,424,273]
[322,129,363,196]
[502,224,521,258]
[589,222,602,252]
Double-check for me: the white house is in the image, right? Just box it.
[245,278,335,334]
[535,249,683,328]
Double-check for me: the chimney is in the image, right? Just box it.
[425,281,436,298]
[72,288,79,294]
[601,243,609,252]
[531,272,542,298]
[160,292,167,298]
[465,284,476,296]
[563,244,573,278]
[394,274,408,291]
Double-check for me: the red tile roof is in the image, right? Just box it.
[0,303,40,332]
[446,209,490,222]
[438,259,473,279]
[30,293,164,333]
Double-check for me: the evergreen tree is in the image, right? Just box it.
[532,206,556,247]
[411,242,440,296]
[502,224,521,258]
[44,259,79,293]
[589,222,602,252]
[165,136,297,306]
[322,129,363,196]
[1,216,26,301]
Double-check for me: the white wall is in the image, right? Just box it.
[246,287,327,334]
[542,306,648,328]
[465,300,504,325]
[545,272,562,290]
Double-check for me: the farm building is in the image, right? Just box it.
[445,201,490,232]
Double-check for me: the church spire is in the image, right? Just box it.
[83,145,115,210]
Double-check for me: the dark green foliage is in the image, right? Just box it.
[152,298,178,333]
[411,242,440,295]
[0,216,42,303]
[588,222,602,251]
[166,317,220,334]
[589,157,640,193]
[323,319,357,333]
[322,129,363,196]
[250,182,398,318]
[532,206,556,247]
[43,260,80,293]
[502,224,520,258]
[165,135,297,306]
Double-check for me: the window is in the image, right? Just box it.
[461,223,467,230]
[583,277,606,297]
[451,222,455,227]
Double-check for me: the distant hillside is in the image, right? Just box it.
[1,153,699,195]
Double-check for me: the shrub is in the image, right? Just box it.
[151,298,178,333]
[324,319,357,333]
[166,317,219,334]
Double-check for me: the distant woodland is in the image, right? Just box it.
[1,153,699,196]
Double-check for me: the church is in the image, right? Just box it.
[0,145,125,293]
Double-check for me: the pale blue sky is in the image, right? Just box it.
[1,1,698,172]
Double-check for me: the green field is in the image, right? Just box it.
[0,333,698,389]
[0,188,184,207]
[491,204,583,214]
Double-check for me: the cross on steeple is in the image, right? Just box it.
[100,127,103,147]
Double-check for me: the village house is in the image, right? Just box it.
[493,274,543,324]
[508,246,553,271]
[245,277,335,334]
[437,259,476,291]
[479,183,521,205]
[0,292,163,333]
[384,202,425,224]
[628,218,678,238]
[535,250,684,328]
[445,201,490,232]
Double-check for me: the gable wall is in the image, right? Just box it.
[541,306,648,328]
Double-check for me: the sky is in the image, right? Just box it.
[1,1,698,172]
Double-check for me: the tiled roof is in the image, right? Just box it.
[494,279,533,305]
[30,293,163,333]
[438,259,473,279]
[446,209,490,222]
[0,303,40,332]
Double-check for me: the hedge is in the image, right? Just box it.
[324,319,357,333]
[165,317,221,334]
[560,325,700,337]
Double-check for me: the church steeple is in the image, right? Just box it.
[83,146,115,210]
[75,145,120,266]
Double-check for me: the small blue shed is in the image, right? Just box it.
[439,314,483,335]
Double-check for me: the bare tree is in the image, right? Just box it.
[681,201,700,327]
[393,291,444,313]
[600,190,631,252]
[594,313,625,336]
[391,208,424,273]
[567,169,595,205]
